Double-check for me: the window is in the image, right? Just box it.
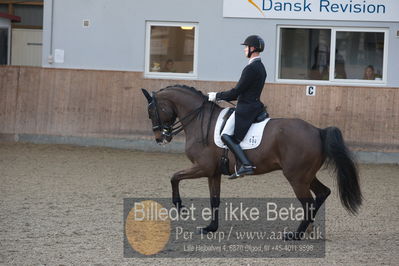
[277,26,388,84]
[0,28,8,65]
[335,31,385,81]
[279,28,331,81]
[145,22,198,78]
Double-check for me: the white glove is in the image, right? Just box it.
[208,92,217,102]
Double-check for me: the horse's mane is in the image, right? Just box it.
[162,84,207,100]
[161,84,217,146]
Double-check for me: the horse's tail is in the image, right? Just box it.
[320,127,362,214]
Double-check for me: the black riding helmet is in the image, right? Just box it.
[241,35,265,58]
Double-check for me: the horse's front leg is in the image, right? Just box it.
[199,174,221,234]
[171,165,204,210]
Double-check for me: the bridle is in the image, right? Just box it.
[149,91,207,141]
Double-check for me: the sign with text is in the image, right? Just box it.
[223,0,399,22]
[124,198,325,258]
[306,86,316,96]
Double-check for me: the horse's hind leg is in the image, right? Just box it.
[286,182,316,240]
[310,177,331,214]
[285,177,331,240]
[303,177,331,233]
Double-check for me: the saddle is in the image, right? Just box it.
[219,107,269,135]
[254,108,269,123]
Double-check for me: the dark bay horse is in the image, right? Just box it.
[141,85,362,240]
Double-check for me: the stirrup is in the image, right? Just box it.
[228,165,255,180]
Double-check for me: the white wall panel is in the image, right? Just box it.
[11,29,42,67]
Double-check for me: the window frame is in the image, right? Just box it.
[276,25,389,86]
[144,21,199,79]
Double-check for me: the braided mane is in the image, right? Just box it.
[162,84,207,100]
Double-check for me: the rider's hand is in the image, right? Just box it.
[208,92,217,102]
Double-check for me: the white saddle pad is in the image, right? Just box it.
[214,108,271,150]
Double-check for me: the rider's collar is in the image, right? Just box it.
[248,56,261,65]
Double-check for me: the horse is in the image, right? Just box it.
[141,84,362,240]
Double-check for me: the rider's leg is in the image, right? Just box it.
[221,134,254,179]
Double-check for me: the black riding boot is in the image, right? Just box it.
[221,134,255,179]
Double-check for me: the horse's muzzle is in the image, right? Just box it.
[154,130,173,145]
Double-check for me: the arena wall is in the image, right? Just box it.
[0,66,398,155]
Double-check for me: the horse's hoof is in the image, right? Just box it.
[173,203,190,219]
[178,205,191,219]
[284,231,302,241]
[197,226,217,235]
[306,223,314,234]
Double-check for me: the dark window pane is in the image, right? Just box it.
[335,31,384,80]
[279,28,331,80]
[0,29,8,65]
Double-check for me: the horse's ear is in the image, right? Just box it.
[141,88,152,103]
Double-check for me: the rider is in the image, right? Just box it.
[208,35,267,179]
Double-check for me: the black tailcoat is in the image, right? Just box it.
[216,58,267,141]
